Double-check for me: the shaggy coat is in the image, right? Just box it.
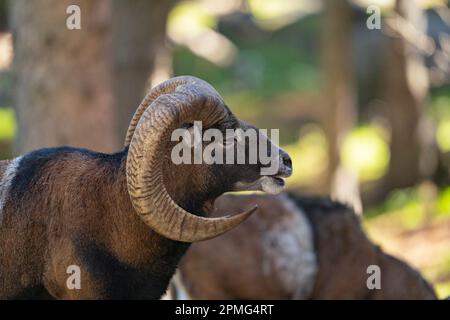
[176,194,437,300]
[0,148,190,299]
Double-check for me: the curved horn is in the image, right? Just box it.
[126,76,257,242]
[125,77,188,147]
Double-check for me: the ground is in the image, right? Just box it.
[365,213,450,299]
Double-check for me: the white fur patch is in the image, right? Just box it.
[261,195,318,299]
[0,157,22,224]
[165,270,191,300]
[260,176,284,195]
[233,176,285,195]
[169,195,317,300]
[173,271,191,300]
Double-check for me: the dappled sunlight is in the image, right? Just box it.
[351,0,447,12]
[364,185,450,298]
[437,187,450,216]
[437,118,450,152]
[0,107,15,141]
[168,1,216,35]
[366,186,450,221]
[431,94,450,152]
[365,212,450,299]
[341,126,390,182]
[248,0,321,30]
[284,125,328,187]
[0,0,448,300]
[198,0,242,16]
[0,32,12,71]
[350,0,395,11]
[168,1,237,67]
[284,124,390,187]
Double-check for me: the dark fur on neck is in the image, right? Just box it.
[1,146,215,299]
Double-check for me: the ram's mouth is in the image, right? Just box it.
[271,176,286,187]
[232,174,289,195]
[259,175,289,195]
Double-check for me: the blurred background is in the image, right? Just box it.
[0,0,449,297]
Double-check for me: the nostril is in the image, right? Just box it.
[283,154,292,168]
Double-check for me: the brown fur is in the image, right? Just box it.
[0,77,293,299]
[177,194,437,300]
[303,198,436,299]
[0,148,191,299]
[180,194,295,299]
[0,160,9,177]
[368,250,437,299]
[0,121,291,300]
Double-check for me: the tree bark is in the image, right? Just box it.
[10,0,174,154]
[110,0,173,143]
[0,0,7,32]
[383,0,436,190]
[10,0,118,154]
[321,0,361,213]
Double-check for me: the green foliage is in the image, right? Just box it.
[366,186,450,226]
[282,124,390,187]
[417,252,450,299]
[364,186,450,299]
[431,93,450,118]
[341,126,390,182]
[435,282,450,299]
[0,107,16,140]
[284,125,328,187]
[437,187,450,216]
[437,118,450,152]
[168,1,216,36]
[173,14,321,99]
[430,93,450,152]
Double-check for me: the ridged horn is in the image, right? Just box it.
[126,76,257,242]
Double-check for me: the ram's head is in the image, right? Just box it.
[125,76,292,243]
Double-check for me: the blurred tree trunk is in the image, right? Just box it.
[110,0,173,143]
[321,0,361,213]
[382,0,437,191]
[0,0,7,32]
[10,0,174,154]
[10,0,118,154]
